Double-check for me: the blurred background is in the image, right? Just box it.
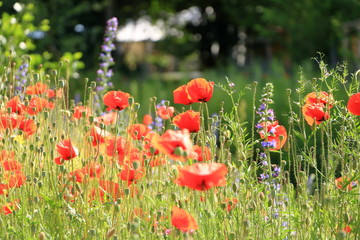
[1,0,360,118]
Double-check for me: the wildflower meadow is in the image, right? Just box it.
[1,16,360,240]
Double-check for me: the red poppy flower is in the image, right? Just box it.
[103,90,130,111]
[83,161,104,179]
[302,103,329,126]
[3,170,26,188]
[1,200,19,215]
[26,97,51,115]
[149,155,167,167]
[259,121,287,150]
[143,132,160,156]
[118,163,145,185]
[173,110,200,133]
[89,126,111,146]
[90,180,122,202]
[45,88,63,99]
[173,85,194,105]
[19,119,37,136]
[156,106,174,120]
[105,136,127,157]
[152,129,193,162]
[174,162,228,191]
[335,176,358,191]
[25,82,48,95]
[0,112,23,130]
[6,96,26,114]
[68,162,104,183]
[347,92,360,115]
[73,106,91,119]
[120,148,144,167]
[343,226,351,233]
[54,139,79,165]
[171,206,198,232]
[0,184,8,195]
[143,114,153,125]
[61,184,79,202]
[192,145,212,161]
[305,91,334,108]
[128,124,151,140]
[223,198,238,212]
[0,150,15,162]
[1,160,22,171]
[186,78,214,103]
[45,89,56,98]
[68,169,86,183]
[95,112,117,125]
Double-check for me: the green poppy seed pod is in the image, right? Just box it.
[259,192,265,201]
[133,103,140,111]
[156,211,163,218]
[171,193,177,201]
[106,228,116,239]
[286,88,292,96]
[7,107,11,114]
[59,165,65,172]
[51,69,57,77]
[99,155,104,164]
[112,205,120,213]
[43,111,49,119]
[173,147,184,157]
[132,161,140,170]
[90,81,96,89]
[312,77,317,85]
[124,188,130,195]
[249,201,256,211]
[344,213,351,224]
[336,231,346,240]
[220,203,227,209]
[128,97,134,106]
[33,73,39,82]
[116,198,121,204]
[75,183,82,194]
[37,181,43,188]
[88,229,96,236]
[39,232,46,240]
[31,224,36,233]
[232,183,237,192]
[33,177,38,183]
[30,162,35,167]
[242,219,250,228]
[99,123,105,130]
[112,236,119,240]
[59,80,65,88]
[24,99,29,107]
[89,115,94,124]
[156,193,162,200]
[228,232,236,240]
[42,171,46,177]
[34,196,39,203]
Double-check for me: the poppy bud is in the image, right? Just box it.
[106,228,116,239]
